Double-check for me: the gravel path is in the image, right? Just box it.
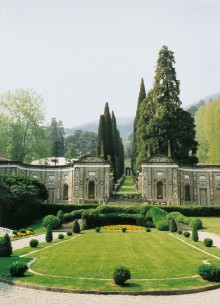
[1,231,219,306]
[0,282,220,306]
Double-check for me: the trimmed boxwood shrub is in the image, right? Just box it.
[192,225,199,242]
[43,215,60,229]
[177,230,182,235]
[198,264,220,281]
[0,233,12,257]
[122,227,126,233]
[169,218,177,232]
[204,238,213,247]
[112,266,131,285]
[72,219,80,234]
[67,231,72,236]
[10,261,28,276]
[183,231,190,238]
[29,239,39,247]
[57,210,64,224]
[95,227,101,233]
[45,225,53,242]
[157,220,169,231]
[40,203,99,217]
[58,233,64,239]
[146,228,151,232]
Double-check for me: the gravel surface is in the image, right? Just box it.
[0,282,220,306]
[1,231,219,306]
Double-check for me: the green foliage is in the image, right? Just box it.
[67,231,73,236]
[63,209,84,223]
[192,226,199,242]
[168,211,202,229]
[46,225,53,242]
[146,207,169,231]
[195,99,220,163]
[132,46,198,168]
[177,230,182,235]
[40,203,99,217]
[169,218,177,232]
[198,264,220,281]
[0,233,12,257]
[0,88,49,163]
[10,261,28,277]
[95,227,101,233]
[72,219,80,234]
[57,210,64,224]
[49,118,65,158]
[42,215,60,229]
[58,234,64,239]
[146,228,151,232]
[122,227,126,233]
[112,266,131,285]
[183,231,190,238]
[65,130,98,159]
[204,238,213,247]
[0,174,48,228]
[29,239,39,247]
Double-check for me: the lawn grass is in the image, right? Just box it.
[1,229,220,292]
[118,176,138,193]
[200,217,220,235]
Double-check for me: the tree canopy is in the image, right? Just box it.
[0,89,50,163]
[133,46,198,173]
[0,174,48,228]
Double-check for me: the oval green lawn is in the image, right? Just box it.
[31,230,212,279]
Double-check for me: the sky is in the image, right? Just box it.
[0,0,219,128]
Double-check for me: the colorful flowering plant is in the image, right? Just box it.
[13,228,35,237]
[101,225,145,231]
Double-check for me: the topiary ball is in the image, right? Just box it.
[67,231,72,236]
[29,239,39,247]
[58,234,64,239]
[95,227,101,233]
[112,266,131,285]
[204,238,213,247]
[183,231,190,238]
[10,261,28,277]
[122,228,126,233]
[146,228,151,232]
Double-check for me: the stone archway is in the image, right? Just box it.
[88,181,95,199]
[157,181,163,199]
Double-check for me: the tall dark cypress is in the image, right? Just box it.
[132,78,146,174]
[104,103,114,164]
[97,115,106,157]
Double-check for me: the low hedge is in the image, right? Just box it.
[168,211,202,229]
[40,203,99,217]
[82,209,147,228]
[146,207,169,231]
[162,206,220,217]
[198,264,220,281]
[63,209,84,222]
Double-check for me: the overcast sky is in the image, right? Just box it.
[0,0,219,127]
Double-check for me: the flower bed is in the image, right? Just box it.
[13,228,35,237]
[101,225,146,230]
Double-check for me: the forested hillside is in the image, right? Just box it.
[195,99,220,164]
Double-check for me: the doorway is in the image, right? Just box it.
[157,181,163,199]
[88,181,95,199]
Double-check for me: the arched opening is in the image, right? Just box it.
[185,185,190,201]
[157,181,163,199]
[88,181,95,199]
[63,184,68,200]
[126,167,131,176]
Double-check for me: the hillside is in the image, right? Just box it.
[65,117,134,139]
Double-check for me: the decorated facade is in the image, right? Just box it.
[0,155,113,204]
[138,155,220,206]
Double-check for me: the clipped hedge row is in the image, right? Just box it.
[40,203,99,217]
[161,205,220,217]
[82,209,147,228]
[63,209,85,222]
[95,204,151,215]
[146,207,169,231]
[168,212,203,229]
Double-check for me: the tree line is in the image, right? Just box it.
[97,103,124,182]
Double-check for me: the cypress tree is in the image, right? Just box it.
[132,78,146,174]
[72,219,80,234]
[104,102,114,164]
[0,233,12,257]
[192,225,199,242]
[46,225,53,242]
[97,115,106,157]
